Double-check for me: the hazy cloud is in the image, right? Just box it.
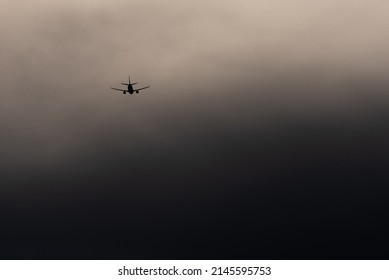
[1,0,389,258]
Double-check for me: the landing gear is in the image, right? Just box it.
[123,91,126,94]
[136,91,139,94]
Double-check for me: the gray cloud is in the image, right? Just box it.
[2,0,389,183]
[1,0,389,258]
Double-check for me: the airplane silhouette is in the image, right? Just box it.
[110,76,150,94]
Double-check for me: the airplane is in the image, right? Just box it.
[110,76,150,94]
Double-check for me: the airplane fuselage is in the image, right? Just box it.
[128,84,133,94]
[125,83,139,94]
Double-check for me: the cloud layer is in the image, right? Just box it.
[1,0,389,258]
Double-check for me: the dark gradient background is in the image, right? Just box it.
[1,0,389,259]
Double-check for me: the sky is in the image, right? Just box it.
[1,0,389,259]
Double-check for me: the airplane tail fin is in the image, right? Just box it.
[121,76,136,86]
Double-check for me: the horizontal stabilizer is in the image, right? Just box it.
[121,83,138,86]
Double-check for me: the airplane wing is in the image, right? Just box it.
[110,87,127,92]
[134,86,150,91]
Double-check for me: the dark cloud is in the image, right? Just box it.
[1,0,389,259]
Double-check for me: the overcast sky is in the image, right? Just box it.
[1,0,389,258]
[2,0,389,163]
